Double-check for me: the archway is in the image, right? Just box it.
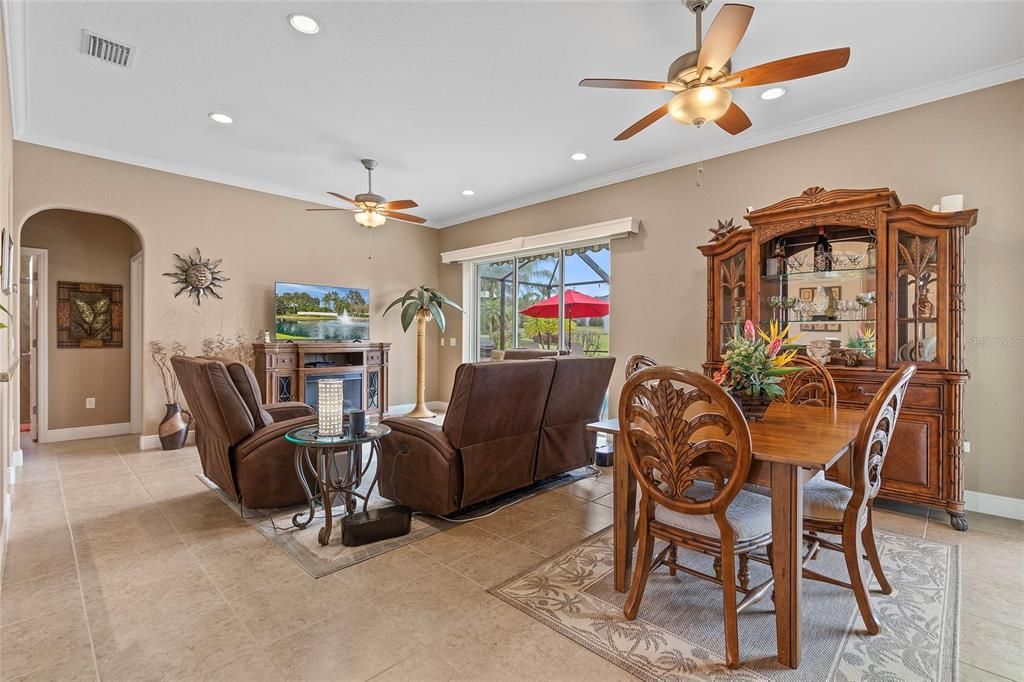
[19,209,143,442]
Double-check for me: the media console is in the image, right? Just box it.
[254,341,390,417]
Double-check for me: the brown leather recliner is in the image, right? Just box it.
[171,356,317,508]
[535,356,615,479]
[378,356,614,516]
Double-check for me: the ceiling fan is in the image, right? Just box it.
[579,0,850,139]
[306,159,426,227]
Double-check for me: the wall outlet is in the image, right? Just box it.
[85,397,96,409]
[449,338,457,347]
[963,441,971,453]
[439,338,445,347]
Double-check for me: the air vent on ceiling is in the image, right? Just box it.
[80,30,135,68]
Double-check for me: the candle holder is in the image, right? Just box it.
[317,379,346,437]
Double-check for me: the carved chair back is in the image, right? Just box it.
[618,366,753,519]
[625,354,658,379]
[847,365,916,518]
[778,355,837,409]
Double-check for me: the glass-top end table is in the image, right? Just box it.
[285,423,392,546]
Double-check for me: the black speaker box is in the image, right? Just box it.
[341,505,412,546]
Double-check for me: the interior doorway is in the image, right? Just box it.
[19,249,44,440]
[20,209,143,443]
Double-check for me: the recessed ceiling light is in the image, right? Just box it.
[288,14,320,34]
[570,152,588,161]
[461,189,475,196]
[760,87,786,101]
[208,112,233,124]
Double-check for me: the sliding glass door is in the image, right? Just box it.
[477,259,514,359]
[474,242,610,360]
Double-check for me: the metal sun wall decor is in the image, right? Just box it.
[163,248,229,305]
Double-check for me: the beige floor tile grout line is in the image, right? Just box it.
[54,439,107,682]
[112,441,290,681]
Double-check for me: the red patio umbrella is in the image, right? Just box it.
[519,289,609,319]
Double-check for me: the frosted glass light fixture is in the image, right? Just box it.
[667,85,732,126]
[317,379,346,436]
[354,209,386,228]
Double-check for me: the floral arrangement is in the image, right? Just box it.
[847,326,876,358]
[713,320,802,399]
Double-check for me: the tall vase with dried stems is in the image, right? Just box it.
[150,340,191,449]
[384,286,463,419]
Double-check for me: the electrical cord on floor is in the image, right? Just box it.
[430,463,603,523]
[241,457,603,530]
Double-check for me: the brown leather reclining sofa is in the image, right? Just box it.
[377,356,615,516]
[172,356,318,508]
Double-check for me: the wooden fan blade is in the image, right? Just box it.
[305,208,349,212]
[326,191,357,204]
[614,103,670,141]
[715,102,752,135]
[377,199,418,211]
[380,210,427,224]
[579,78,683,91]
[728,48,851,88]
[696,4,754,81]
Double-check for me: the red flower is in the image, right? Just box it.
[767,338,782,356]
[743,320,756,340]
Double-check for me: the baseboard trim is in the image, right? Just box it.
[11,449,22,467]
[43,422,132,443]
[5,465,14,485]
[965,490,1024,521]
[138,431,195,451]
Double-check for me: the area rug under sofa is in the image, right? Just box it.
[201,463,598,578]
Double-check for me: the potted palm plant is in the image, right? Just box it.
[713,320,802,420]
[383,286,463,419]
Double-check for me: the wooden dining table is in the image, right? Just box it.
[586,402,865,669]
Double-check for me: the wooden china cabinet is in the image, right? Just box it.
[699,187,978,530]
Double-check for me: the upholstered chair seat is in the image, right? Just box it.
[655,482,773,541]
[802,478,854,523]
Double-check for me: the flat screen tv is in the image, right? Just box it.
[274,282,370,341]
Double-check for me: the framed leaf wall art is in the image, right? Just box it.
[57,281,123,348]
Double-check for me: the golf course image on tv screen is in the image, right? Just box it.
[274,282,370,341]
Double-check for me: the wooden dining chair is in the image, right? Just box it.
[800,364,917,635]
[619,366,775,669]
[624,353,657,378]
[778,355,837,409]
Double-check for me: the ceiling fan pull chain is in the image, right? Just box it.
[696,126,704,187]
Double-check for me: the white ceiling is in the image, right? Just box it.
[5,1,1023,228]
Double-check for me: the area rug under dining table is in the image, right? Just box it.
[492,527,959,681]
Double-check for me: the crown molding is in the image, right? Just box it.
[17,128,352,212]
[3,0,29,139]
[4,0,1020,234]
[431,59,1024,228]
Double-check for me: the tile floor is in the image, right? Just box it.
[1,435,1022,681]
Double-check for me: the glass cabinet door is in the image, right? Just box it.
[714,245,750,358]
[891,224,948,368]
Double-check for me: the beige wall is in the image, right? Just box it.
[0,7,15,568]
[22,210,141,430]
[438,81,1024,501]
[13,143,442,435]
